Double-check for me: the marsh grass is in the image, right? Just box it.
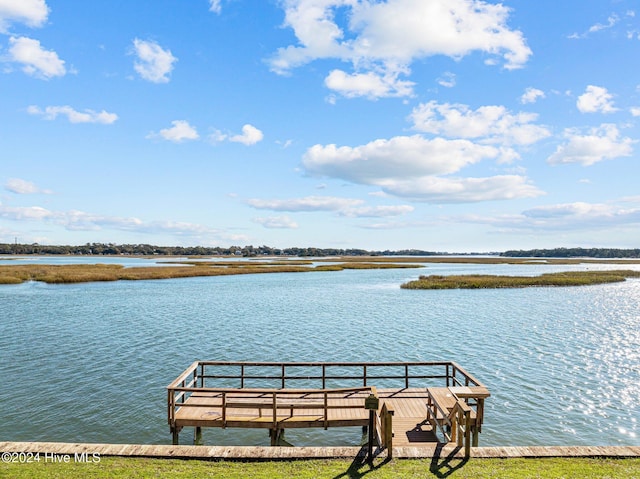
[0,261,423,285]
[401,270,640,289]
[317,256,640,265]
[3,257,639,286]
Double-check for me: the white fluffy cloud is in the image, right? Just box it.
[437,72,456,88]
[547,124,634,166]
[208,0,222,14]
[7,36,65,79]
[376,175,542,203]
[518,200,640,231]
[0,205,52,220]
[0,203,239,243]
[455,198,640,234]
[520,87,545,104]
[338,205,414,217]
[254,216,299,229]
[229,124,264,145]
[0,0,49,32]
[270,0,531,99]
[132,38,177,83]
[5,178,52,194]
[148,120,199,143]
[303,135,498,182]
[248,196,414,218]
[409,101,551,148]
[210,124,264,145]
[27,105,118,124]
[524,202,616,220]
[569,14,620,39]
[324,69,414,99]
[302,134,544,202]
[247,196,364,212]
[576,85,618,113]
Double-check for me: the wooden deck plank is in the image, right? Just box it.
[171,387,487,448]
[392,417,438,447]
[2,442,638,459]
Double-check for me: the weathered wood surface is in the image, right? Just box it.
[173,387,486,449]
[1,442,639,459]
[168,360,491,451]
[175,389,372,429]
[174,387,445,447]
[377,388,438,448]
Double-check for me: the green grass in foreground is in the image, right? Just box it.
[1,457,639,479]
[401,270,640,289]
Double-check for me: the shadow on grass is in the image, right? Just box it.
[331,445,391,479]
[429,444,468,478]
[330,443,469,479]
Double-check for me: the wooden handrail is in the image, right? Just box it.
[449,399,472,457]
[169,386,374,394]
[167,361,200,389]
[377,402,394,457]
[450,361,483,387]
[179,361,486,394]
[168,386,377,430]
[168,362,488,450]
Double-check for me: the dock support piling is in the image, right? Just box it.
[367,410,374,462]
[194,427,203,445]
[269,428,292,447]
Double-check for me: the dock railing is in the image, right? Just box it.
[168,361,484,391]
[427,395,473,456]
[376,402,395,456]
[167,361,487,453]
[168,386,374,429]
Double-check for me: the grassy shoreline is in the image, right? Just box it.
[401,270,640,289]
[1,256,640,286]
[0,260,422,285]
[1,456,639,478]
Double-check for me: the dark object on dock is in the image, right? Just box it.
[167,361,489,458]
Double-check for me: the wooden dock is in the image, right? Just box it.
[168,362,490,457]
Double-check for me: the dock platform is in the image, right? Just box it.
[168,361,490,456]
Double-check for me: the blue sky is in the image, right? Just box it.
[1,0,639,252]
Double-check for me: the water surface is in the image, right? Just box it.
[0,258,638,446]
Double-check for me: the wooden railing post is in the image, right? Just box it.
[323,391,328,429]
[464,408,471,457]
[222,392,227,428]
[449,400,472,457]
[380,402,394,458]
[451,407,458,444]
[403,364,408,388]
[272,392,277,428]
[281,364,286,389]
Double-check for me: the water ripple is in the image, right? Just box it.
[0,269,638,446]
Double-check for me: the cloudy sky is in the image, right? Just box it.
[1,0,639,251]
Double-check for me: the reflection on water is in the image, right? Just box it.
[0,260,638,446]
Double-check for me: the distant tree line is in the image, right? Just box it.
[0,242,443,257]
[2,243,637,258]
[501,248,640,258]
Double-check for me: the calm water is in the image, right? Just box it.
[0,258,638,447]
